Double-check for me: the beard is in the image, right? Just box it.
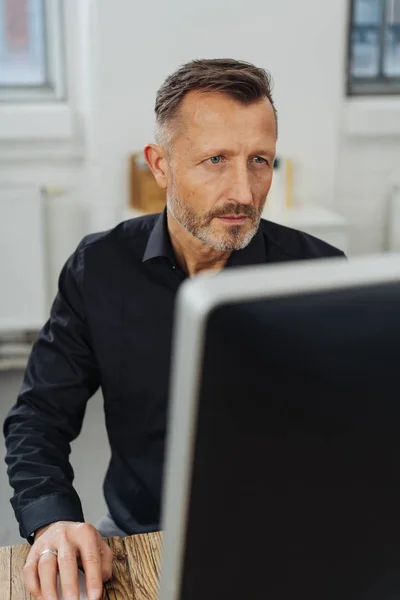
[167,190,263,252]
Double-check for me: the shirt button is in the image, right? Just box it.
[172,265,176,270]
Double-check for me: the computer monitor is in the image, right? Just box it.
[160,254,400,600]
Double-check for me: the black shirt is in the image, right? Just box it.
[3,210,344,542]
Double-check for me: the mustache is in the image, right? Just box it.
[207,203,259,221]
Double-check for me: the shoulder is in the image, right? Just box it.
[63,213,159,283]
[78,213,159,254]
[69,213,160,274]
[259,218,345,261]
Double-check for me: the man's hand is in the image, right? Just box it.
[24,521,113,600]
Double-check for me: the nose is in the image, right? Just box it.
[229,164,253,206]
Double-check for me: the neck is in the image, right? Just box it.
[167,210,231,277]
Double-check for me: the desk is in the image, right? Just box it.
[0,532,163,599]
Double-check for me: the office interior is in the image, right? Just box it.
[1,0,400,546]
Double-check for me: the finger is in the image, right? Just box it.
[37,551,58,600]
[79,538,103,600]
[23,551,41,598]
[57,543,79,600]
[99,540,114,582]
[74,523,112,583]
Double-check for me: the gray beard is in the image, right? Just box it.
[167,193,261,252]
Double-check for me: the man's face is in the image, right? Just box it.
[166,91,277,251]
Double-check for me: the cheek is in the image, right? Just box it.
[252,171,273,198]
[172,178,213,213]
[184,170,224,208]
[264,174,274,195]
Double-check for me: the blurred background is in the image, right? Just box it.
[1,0,400,545]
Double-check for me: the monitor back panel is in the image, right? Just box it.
[179,283,400,599]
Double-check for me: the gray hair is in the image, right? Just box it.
[154,58,278,147]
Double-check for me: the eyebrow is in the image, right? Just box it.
[252,149,275,157]
[197,148,275,158]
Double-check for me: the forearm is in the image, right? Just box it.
[3,240,100,541]
[4,402,86,540]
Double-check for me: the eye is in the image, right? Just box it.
[252,156,268,165]
[208,156,224,165]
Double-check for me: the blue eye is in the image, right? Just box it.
[209,156,223,164]
[253,156,267,164]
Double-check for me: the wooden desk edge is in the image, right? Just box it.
[0,531,163,600]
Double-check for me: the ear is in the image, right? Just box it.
[144,144,169,189]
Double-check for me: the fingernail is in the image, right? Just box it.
[89,591,102,600]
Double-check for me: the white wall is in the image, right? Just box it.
[2,0,399,258]
[85,0,348,230]
[337,123,400,254]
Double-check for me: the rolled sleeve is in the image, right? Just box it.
[19,493,85,544]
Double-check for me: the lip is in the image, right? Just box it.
[217,216,248,224]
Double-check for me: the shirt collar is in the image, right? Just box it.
[142,208,267,268]
[142,209,175,264]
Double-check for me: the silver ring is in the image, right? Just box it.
[39,548,58,559]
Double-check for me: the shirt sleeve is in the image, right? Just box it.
[3,241,100,542]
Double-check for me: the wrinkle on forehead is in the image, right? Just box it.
[173,91,277,156]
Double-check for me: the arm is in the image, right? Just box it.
[3,241,100,543]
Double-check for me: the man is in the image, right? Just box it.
[3,58,344,600]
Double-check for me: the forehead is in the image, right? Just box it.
[175,90,277,150]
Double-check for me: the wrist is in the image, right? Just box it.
[33,523,53,542]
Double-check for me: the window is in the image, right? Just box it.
[0,0,65,102]
[348,0,400,95]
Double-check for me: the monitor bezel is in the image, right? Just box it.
[159,253,400,600]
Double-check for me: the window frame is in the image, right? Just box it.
[347,0,400,96]
[0,0,81,147]
[0,0,66,103]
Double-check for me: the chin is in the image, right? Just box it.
[195,221,258,252]
[206,231,254,252]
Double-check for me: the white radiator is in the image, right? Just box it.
[0,187,47,333]
[0,186,88,335]
[43,187,89,309]
[388,186,400,252]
